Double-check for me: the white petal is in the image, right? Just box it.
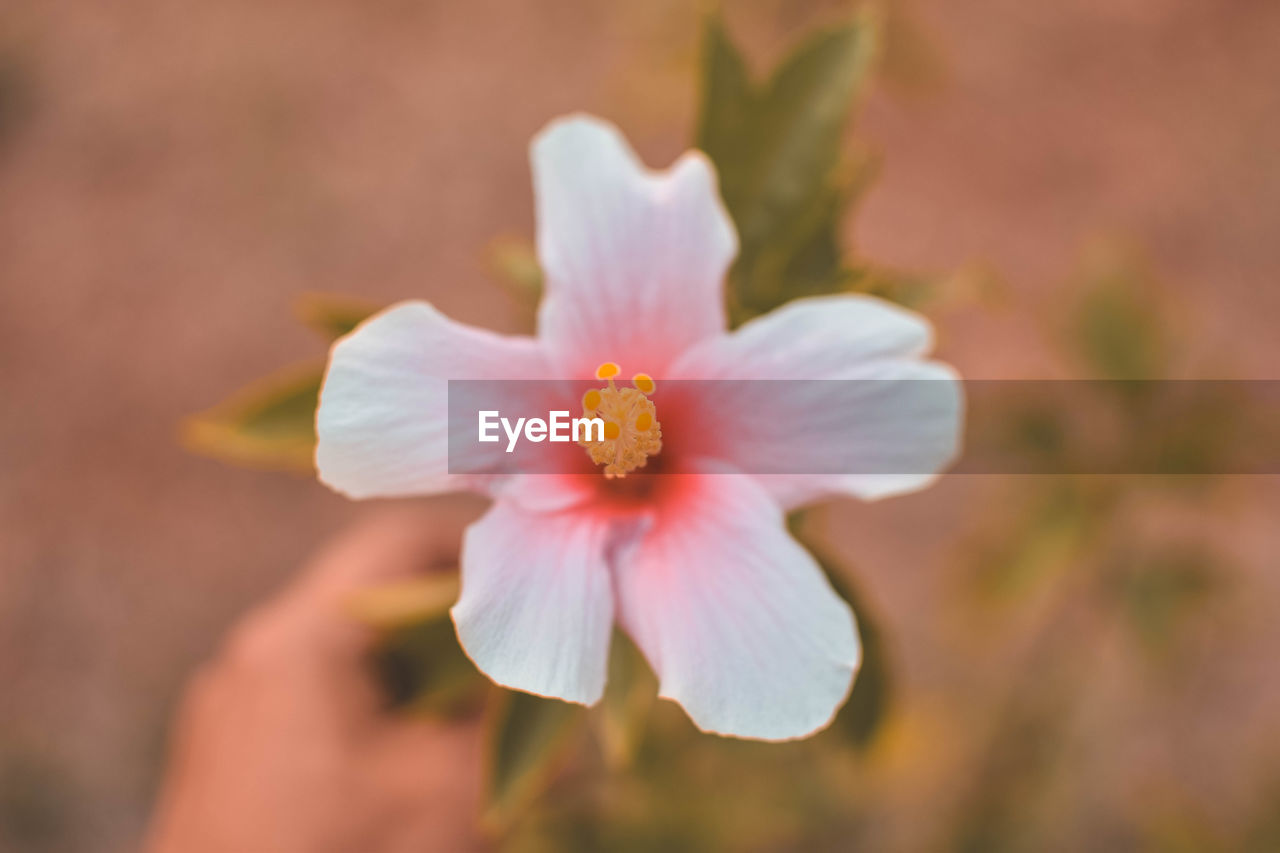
[316,301,551,500]
[669,295,963,507]
[613,471,859,740]
[532,114,737,376]
[671,294,934,376]
[451,500,614,704]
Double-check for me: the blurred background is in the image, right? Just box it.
[2,0,1279,850]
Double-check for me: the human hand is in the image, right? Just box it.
[145,506,484,853]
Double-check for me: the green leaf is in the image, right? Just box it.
[847,262,942,309]
[697,10,879,321]
[347,574,460,631]
[789,514,892,749]
[486,235,544,305]
[1071,244,1168,382]
[485,235,544,334]
[353,573,482,718]
[371,617,483,718]
[293,292,381,341]
[1112,549,1219,661]
[972,483,1095,600]
[181,362,321,472]
[821,552,892,749]
[485,691,584,830]
[593,631,656,770]
[184,293,377,471]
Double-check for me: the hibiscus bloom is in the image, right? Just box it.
[315,115,961,741]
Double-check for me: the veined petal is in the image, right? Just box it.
[316,301,551,500]
[452,500,615,704]
[613,470,859,741]
[669,295,963,507]
[532,114,737,377]
[671,294,935,376]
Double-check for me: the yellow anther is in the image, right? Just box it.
[578,362,662,478]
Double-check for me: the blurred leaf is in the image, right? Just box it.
[745,173,855,310]
[593,632,657,770]
[370,607,484,717]
[485,691,584,831]
[293,292,380,341]
[697,10,879,321]
[486,235,544,334]
[488,236,544,300]
[184,294,374,471]
[952,674,1074,853]
[972,483,1098,600]
[852,259,1007,312]
[181,363,321,472]
[789,514,892,749]
[1113,549,1219,660]
[346,574,459,631]
[1072,244,1168,382]
[823,556,892,749]
[848,262,941,309]
[1004,401,1072,464]
[1124,380,1262,479]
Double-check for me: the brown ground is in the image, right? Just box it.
[1,0,1278,850]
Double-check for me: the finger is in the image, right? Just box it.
[295,497,484,602]
[226,497,484,672]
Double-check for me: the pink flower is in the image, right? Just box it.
[315,115,961,740]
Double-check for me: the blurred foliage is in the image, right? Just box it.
[181,363,322,472]
[698,11,876,321]
[504,716,872,851]
[487,236,545,307]
[485,692,585,832]
[347,574,459,632]
[791,513,892,750]
[969,241,1240,610]
[951,245,1250,850]
[970,480,1106,600]
[1109,547,1220,665]
[351,574,486,716]
[1067,245,1270,478]
[952,652,1077,853]
[183,294,379,470]
[594,633,658,771]
[1070,241,1174,387]
[486,235,545,333]
[294,292,379,341]
[699,8,951,323]
[367,610,483,716]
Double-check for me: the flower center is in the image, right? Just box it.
[578,361,661,478]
